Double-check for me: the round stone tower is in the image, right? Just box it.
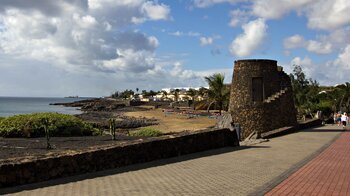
[229,59,297,139]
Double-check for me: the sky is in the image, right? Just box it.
[0,0,349,97]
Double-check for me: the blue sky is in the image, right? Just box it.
[0,0,349,97]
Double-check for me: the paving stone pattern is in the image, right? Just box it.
[266,129,350,196]
[1,125,343,196]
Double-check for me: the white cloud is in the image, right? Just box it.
[0,0,196,96]
[169,31,184,36]
[141,1,170,21]
[88,0,170,24]
[188,31,201,37]
[130,2,170,23]
[0,0,170,74]
[168,31,201,37]
[228,9,250,27]
[144,60,208,89]
[291,56,313,67]
[101,48,155,73]
[148,36,160,48]
[288,52,350,86]
[193,0,350,31]
[283,34,305,49]
[251,0,312,19]
[193,0,245,8]
[250,0,350,30]
[88,0,142,10]
[170,62,196,79]
[306,0,350,30]
[314,45,350,84]
[0,12,212,95]
[0,48,215,97]
[200,36,214,46]
[334,45,350,69]
[0,0,87,16]
[306,40,332,54]
[283,34,335,54]
[229,18,267,57]
[73,14,98,29]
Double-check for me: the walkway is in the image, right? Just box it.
[266,129,350,196]
[0,125,343,196]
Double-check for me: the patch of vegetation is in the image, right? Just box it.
[128,127,162,137]
[205,73,230,114]
[0,112,98,138]
[290,64,350,119]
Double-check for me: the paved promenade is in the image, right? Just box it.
[0,125,344,196]
[266,129,350,196]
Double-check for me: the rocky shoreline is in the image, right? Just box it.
[52,98,160,130]
[51,98,129,112]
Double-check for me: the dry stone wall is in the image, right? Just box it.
[229,59,297,139]
[0,128,239,188]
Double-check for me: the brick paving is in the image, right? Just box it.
[266,129,350,196]
[0,125,343,196]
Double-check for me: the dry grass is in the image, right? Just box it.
[124,108,217,133]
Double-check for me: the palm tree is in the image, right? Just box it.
[198,87,208,99]
[187,88,198,110]
[330,88,343,112]
[171,89,180,102]
[204,73,230,114]
[161,90,168,101]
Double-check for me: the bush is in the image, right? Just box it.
[128,127,162,137]
[0,113,96,138]
[316,100,333,117]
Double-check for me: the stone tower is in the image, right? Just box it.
[229,59,297,139]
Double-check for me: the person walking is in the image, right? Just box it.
[341,112,348,129]
[338,112,342,126]
[333,112,338,125]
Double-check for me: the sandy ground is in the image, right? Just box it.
[124,108,217,133]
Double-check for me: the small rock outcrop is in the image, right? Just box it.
[216,113,241,140]
[216,113,234,130]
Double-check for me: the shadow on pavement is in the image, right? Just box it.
[302,126,346,133]
[0,145,268,194]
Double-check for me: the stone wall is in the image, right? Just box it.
[261,119,323,138]
[229,59,297,139]
[0,128,239,188]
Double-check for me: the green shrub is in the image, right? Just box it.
[0,112,96,138]
[315,101,333,117]
[128,127,162,137]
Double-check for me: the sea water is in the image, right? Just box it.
[0,97,89,117]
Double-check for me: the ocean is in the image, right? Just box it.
[0,97,89,117]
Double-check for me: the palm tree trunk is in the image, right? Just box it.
[207,101,215,113]
[340,94,346,111]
